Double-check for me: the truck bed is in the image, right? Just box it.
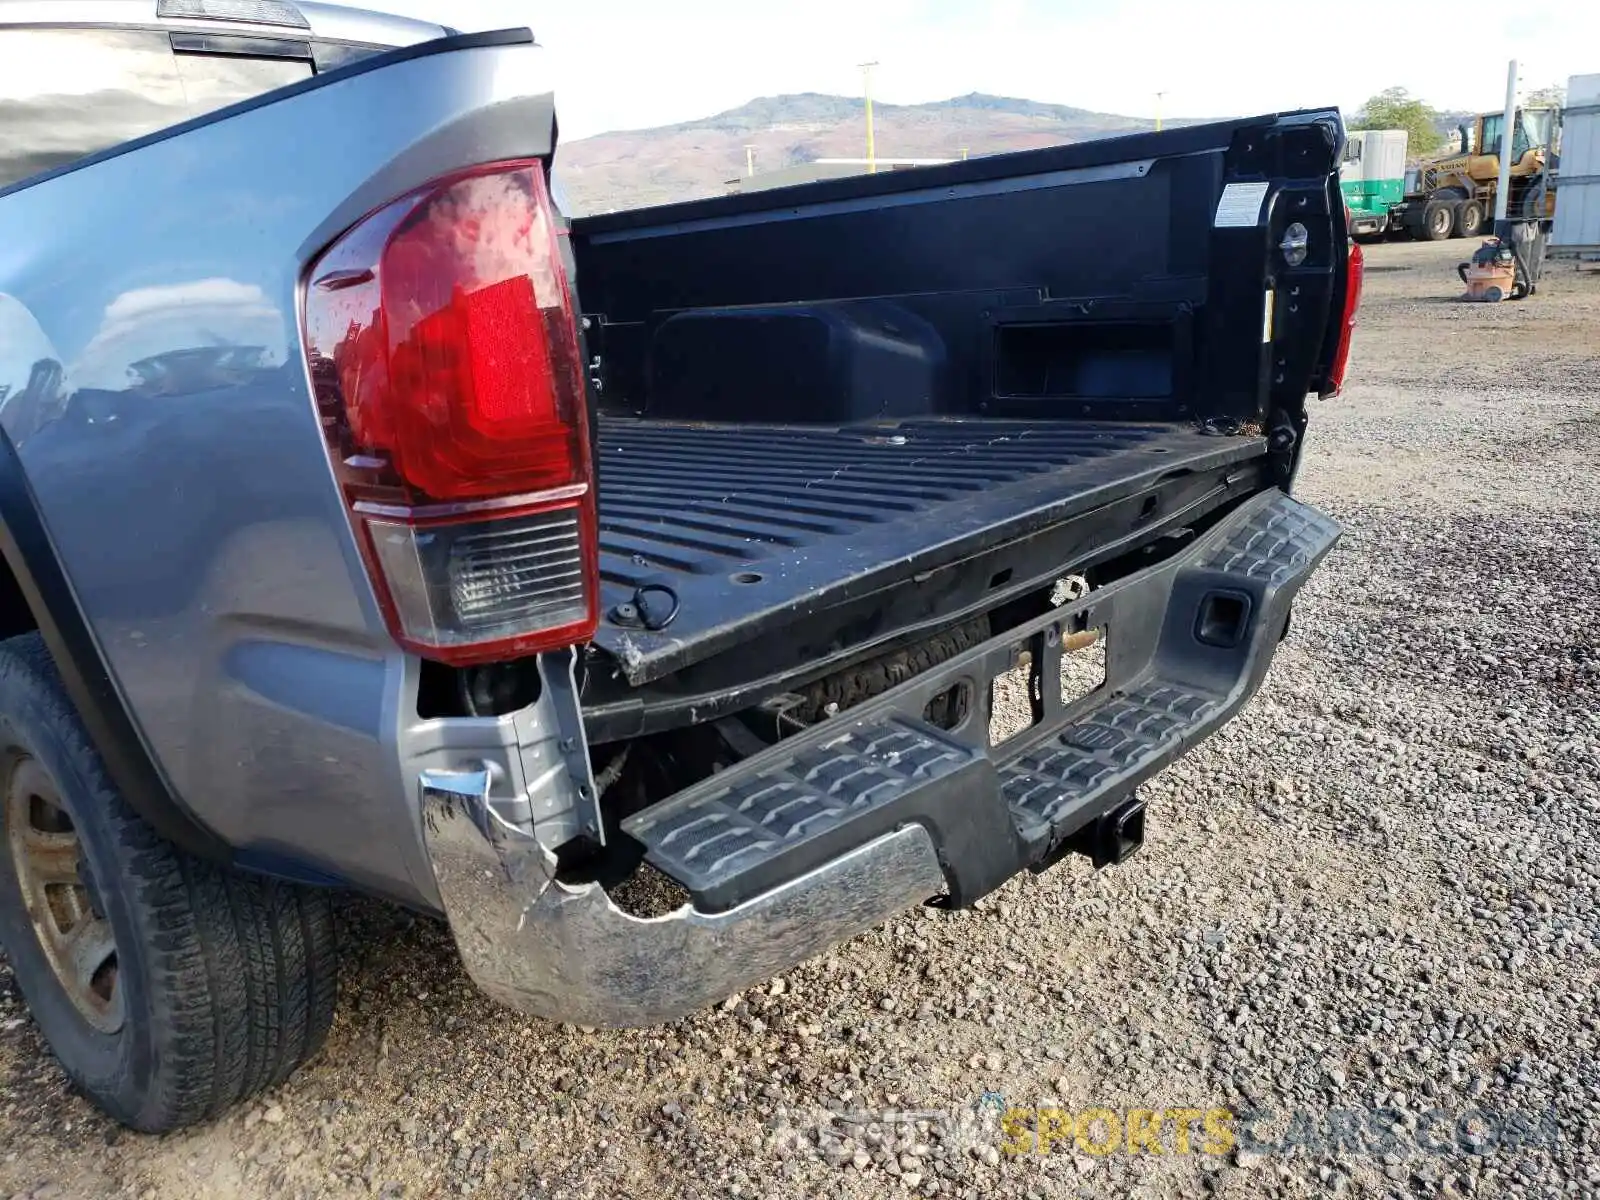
[574,111,1347,693]
[592,417,1267,683]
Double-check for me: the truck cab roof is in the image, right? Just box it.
[0,1,449,190]
[0,0,445,44]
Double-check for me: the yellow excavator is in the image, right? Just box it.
[1390,106,1559,240]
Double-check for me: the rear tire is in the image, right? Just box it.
[1455,201,1485,239]
[1424,201,1456,241]
[0,633,336,1132]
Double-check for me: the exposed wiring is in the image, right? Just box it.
[593,745,631,797]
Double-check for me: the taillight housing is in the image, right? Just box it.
[1321,240,1364,398]
[303,161,598,664]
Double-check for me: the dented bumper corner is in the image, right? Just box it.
[419,779,946,1026]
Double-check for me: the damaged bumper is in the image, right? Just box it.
[421,489,1340,1026]
[421,781,945,1026]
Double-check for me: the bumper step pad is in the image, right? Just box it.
[622,491,1340,911]
[1002,680,1221,854]
[622,719,1016,912]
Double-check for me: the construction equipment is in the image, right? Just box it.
[1388,105,1560,241]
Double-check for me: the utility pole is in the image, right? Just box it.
[859,61,879,173]
[744,144,756,177]
[1155,91,1166,133]
[1493,59,1518,223]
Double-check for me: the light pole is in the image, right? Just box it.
[859,61,879,173]
[1493,59,1518,223]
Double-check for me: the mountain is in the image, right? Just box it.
[554,92,1207,214]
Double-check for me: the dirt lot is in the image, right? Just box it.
[2,240,1597,1199]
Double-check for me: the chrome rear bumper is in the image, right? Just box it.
[420,490,1340,1026]
[421,785,945,1026]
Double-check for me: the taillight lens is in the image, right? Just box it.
[1322,240,1364,398]
[303,161,597,664]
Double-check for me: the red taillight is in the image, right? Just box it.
[1322,240,1364,398]
[303,161,597,664]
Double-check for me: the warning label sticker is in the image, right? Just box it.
[1214,181,1270,228]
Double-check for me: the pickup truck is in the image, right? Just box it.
[0,3,1357,1132]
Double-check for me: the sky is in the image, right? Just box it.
[364,0,1600,141]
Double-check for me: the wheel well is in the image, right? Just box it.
[0,537,229,861]
[0,551,39,641]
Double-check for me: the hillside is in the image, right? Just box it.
[554,92,1206,213]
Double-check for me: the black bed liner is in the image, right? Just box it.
[592,417,1267,684]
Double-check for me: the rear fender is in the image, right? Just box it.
[0,29,559,904]
[0,428,229,858]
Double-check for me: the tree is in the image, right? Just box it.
[1352,87,1444,156]
[1525,83,1566,109]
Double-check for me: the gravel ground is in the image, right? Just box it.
[2,240,1597,1199]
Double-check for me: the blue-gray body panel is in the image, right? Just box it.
[0,35,557,907]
